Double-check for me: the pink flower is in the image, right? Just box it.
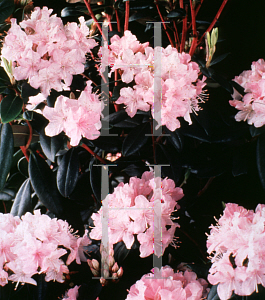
[62,285,80,300]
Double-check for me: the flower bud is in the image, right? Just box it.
[92,259,100,270]
[112,262,119,273]
[100,277,107,286]
[117,267,123,278]
[103,269,109,279]
[108,255,115,269]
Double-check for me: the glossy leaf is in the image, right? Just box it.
[207,285,219,300]
[91,135,122,152]
[0,188,16,201]
[165,127,183,152]
[0,123,14,190]
[122,122,150,156]
[57,148,79,197]
[0,95,23,123]
[29,153,64,216]
[11,178,31,217]
[39,129,63,163]
[167,9,186,18]
[210,52,230,66]
[0,66,9,82]
[0,0,15,23]
[90,158,102,206]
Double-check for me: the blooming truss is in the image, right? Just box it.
[89,171,184,258]
[101,31,207,131]
[230,59,265,127]
[207,203,265,300]
[0,210,90,289]
[125,266,209,300]
[42,80,104,146]
[0,6,97,97]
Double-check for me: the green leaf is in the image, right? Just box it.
[0,0,15,23]
[0,66,10,82]
[39,129,63,163]
[29,152,64,216]
[122,122,150,156]
[57,148,79,197]
[0,188,15,200]
[11,178,31,217]
[0,95,23,123]
[0,123,13,190]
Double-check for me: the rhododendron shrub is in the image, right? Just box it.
[89,171,184,258]
[0,0,263,300]
[125,266,209,300]
[207,203,265,300]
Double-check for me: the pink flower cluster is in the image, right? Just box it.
[0,210,91,289]
[1,7,97,97]
[126,266,209,300]
[89,171,184,258]
[100,31,206,131]
[207,203,265,300]
[230,59,265,127]
[43,80,104,146]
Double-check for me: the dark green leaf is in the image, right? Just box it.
[17,156,28,178]
[90,158,102,207]
[57,148,79,197]
[122,122,150,156]
[249,125,265,137]
[207,285,220,300]
[29,152,64,216]
[210,53,230,66]
[0,123,13,190]
[0,95,23,123]
[167,9,186,18]
[0,66,10,82]
[0,0,15,24]
[11,178,31,217]
[0,188,16,201]
[102,110,128,125]
[208,69,233,94]
[257,133,265,190]
[61,6,87,17]
[91,136,122,152]
[23,110,33,121]
[21,82,40,98]
[39,129,63,163]
[231,81,246,97]
[165,127,183,152]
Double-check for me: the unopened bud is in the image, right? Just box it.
[108,255,115,269]
[117,267,123,278]
[92,259,100,270]
[100,277,107,286]
[112,262,119,273]
[103,269,109,279]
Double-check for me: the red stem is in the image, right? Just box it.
[150,121,156,164]
[83,0,107,41]
[189,0,197,56]
[155,2,175,48]
[2,201,6,214]
[115,9,121,32]
[81,143,108,164]
[180,5,188,52]
[195,0,204,16]
[198,0,229,46]
[173,21,180,49]
[20,146,29,162]
[107,15,113,31]
[124,1,130,32]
